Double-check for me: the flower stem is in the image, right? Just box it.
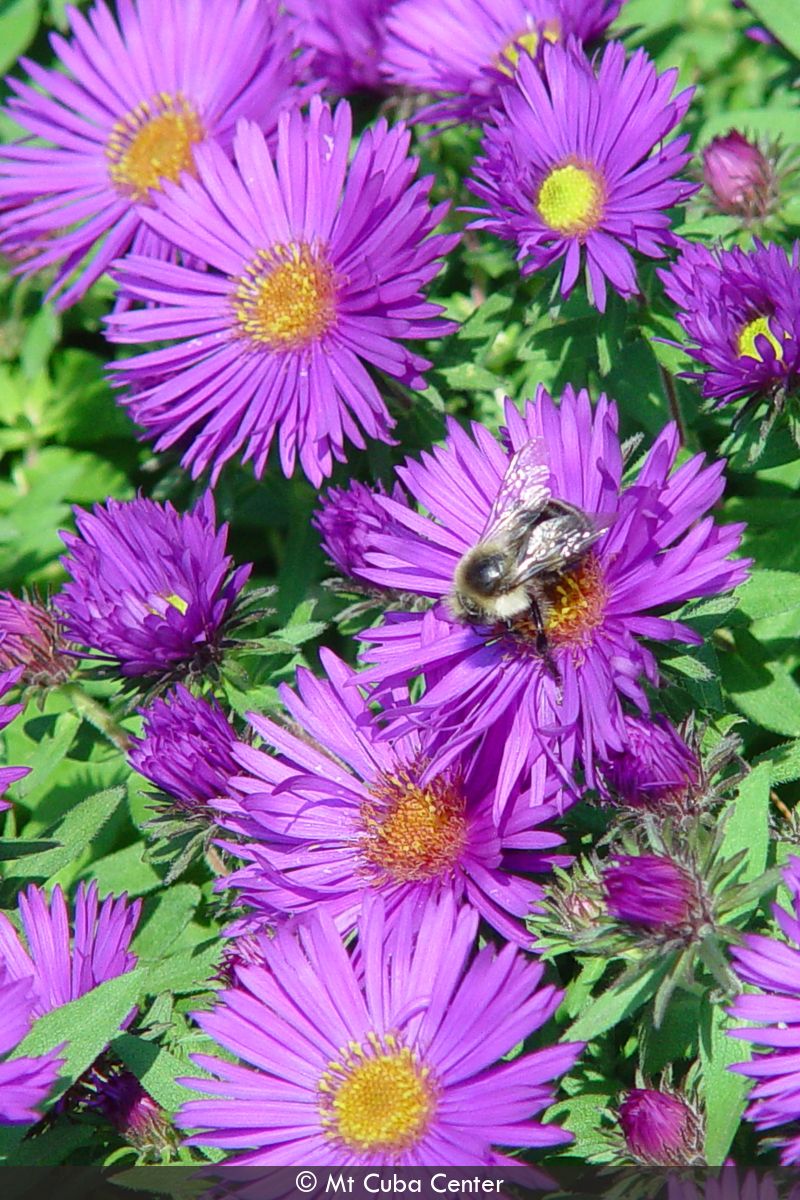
[60,683,131,754]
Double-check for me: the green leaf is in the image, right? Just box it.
[755,737,800,785]
[733,570,800,623]
[112,1032,200,1113]
[700,1000,751,1165]
[1,785,126,885]
[12,969,146,1089]
[132,884,201,960]
[0,0,40,74]
[564,959,672,1042]
[719,762,771,885]
[721,630,800,737]
[746,1,800,59]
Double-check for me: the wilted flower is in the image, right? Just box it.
[702,131,775,221]
[106,99,458,486]
[383,0,623,127]
[728,856,800,1163]
[286,0,392,93]
[0,666,30,809]
[129,685,239,813]
[55,492,251,685]
[601,715,700,810]
[467,41,696,310]
[177,893,583,1164]
[659,239,800,410]
[604,854,697,933]
[0,0,310,308]
[0,972,61,1124]
[618,1087,703,1165]
[0,592,70,686]
[217,649,567,946]
[357,386,748,812]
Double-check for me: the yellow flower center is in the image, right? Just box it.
[508,554,608,649]
[232,242,338,351]
[736,315,785,362]
[496,24,559,75]
[360,768,468,884]
[107,93,204,202]
[537,160,606,238]
[319,1035,435,1157]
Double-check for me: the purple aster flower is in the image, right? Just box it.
[177,892,583,1164]
[285,0,392,94]
[702,131,776,221]
[86,1063,175,1154]
[0,0,310,309]
[604,854,695,932]
[659,239,800,409]
[105,99,458,486]
[215,649,567,947]
[0,882,141,1013]
[313,479,411,587]
[0,972,62,1125]
[383,0,623,128]
[357,385,748,811]
[467,40,696,311]
[727,856,800,1164]
[0,666,30,810]
[618,1087,703,1166]
[0,592,71,686]
[600,714,700,810]
[129,685,239,813]
[55,492,251,683]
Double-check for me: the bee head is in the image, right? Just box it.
[462,551,507,596]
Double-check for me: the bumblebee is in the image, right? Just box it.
[448,438,606,640]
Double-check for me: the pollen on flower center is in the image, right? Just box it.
[496,23,559,75]
[536,160,606,238]
[736,314,786,362]
[107,93,204,202]
[319,1035,436,1156]
[232,243,338,351]
[544,553,608,644]
[360,768,468,884]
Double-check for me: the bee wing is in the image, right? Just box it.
[516,509,611,580]
[480,438,551,542]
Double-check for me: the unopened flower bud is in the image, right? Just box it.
[93,1069,175,1156]
[603,715,700,810]
[702,131,774,220]
[313,479,409,587]
[619,1087,703,1165]
[604,854,695,932]
[0,592,71,686]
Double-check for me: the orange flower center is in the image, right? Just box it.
[232,242,338,351]
[360,768,468,884]
[107,93,204,202]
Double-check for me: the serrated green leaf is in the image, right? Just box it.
[755,737,800,785]
[1,785,126,884]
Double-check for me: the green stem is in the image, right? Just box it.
[60,683,131,754]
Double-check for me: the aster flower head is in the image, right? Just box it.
[0,882,141,1015]
[659,239,800,409]
[314,479,412,587]
[216,649,567,947]
[55,492,251,684]
[383,0,623,128]
[0,971,62,1124]
[106,99,458,487]
[129,685,239,813]
[601,714,700,811]
[286,0,392,94]
[618,1087,703,1166]
[0,0,311,309]
[604,854,696,932]
[0,666,30,809]
[0,592,70,686]
[467,40,696,311]
[178,892,583,1164]
[357,385,748,811]
[727,856,800,1164]
[86,1064,175,1155]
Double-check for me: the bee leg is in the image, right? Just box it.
[529,594,563,697]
